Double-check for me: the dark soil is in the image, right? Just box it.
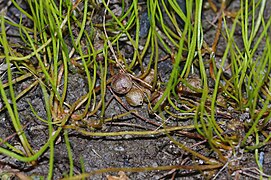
[0,0,271,179]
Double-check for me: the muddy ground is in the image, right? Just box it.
[0,0,271,179]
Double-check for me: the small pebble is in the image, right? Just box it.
[259,151,264,167]
[114,146,125,151]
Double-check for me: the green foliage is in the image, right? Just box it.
[0,0,271,178]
